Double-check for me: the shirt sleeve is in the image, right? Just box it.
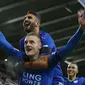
[19,36,25,51]
[49,27,84,67]
[82,77,85,84]
[40,31,57,54]
[0,31,24,60]
[57,26,84,60]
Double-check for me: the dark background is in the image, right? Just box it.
[0,0,85,77]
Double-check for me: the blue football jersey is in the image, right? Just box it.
[64,77,85,85]
[19,28,84,85]
[19,31,64,84]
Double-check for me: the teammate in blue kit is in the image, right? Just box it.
[64,61,85,85]
[0,9,85,85]
[20,11,64,85]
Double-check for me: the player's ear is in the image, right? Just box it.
[39,42,42,49]
[36,21,40,27]
[76,65,78,73]
[76,69,78,73]
[38,40,42,50]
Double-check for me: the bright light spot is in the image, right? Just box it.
[4,59,8,61]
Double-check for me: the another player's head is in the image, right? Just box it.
[24,32,42,60]
[23,11,41,33]
[67,61,78,78]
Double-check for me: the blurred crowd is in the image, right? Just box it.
[0,62,18,85]
[0,71,18,85]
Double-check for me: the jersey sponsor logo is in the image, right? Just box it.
[22,72,42,85]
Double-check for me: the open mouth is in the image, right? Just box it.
[23,21,34,32]
[26,47,32,51]
[24,21,31,27]
[68,71,73,74]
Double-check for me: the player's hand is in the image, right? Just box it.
[24,55,49,69]
[78,9,85,30]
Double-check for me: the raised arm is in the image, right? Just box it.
[49,10,85,67]
[57,27,84,58]
[0,32,24,60]
[57,10,85,59]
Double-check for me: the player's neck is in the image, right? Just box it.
[29,53,40,61]
[33,27,40,35]
[68,75,76,82]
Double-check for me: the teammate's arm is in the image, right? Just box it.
[48,27,84,67]
[0,31,24,60]
[57,9,85,59]
[49,9,85,66]
[57,27,84,59]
